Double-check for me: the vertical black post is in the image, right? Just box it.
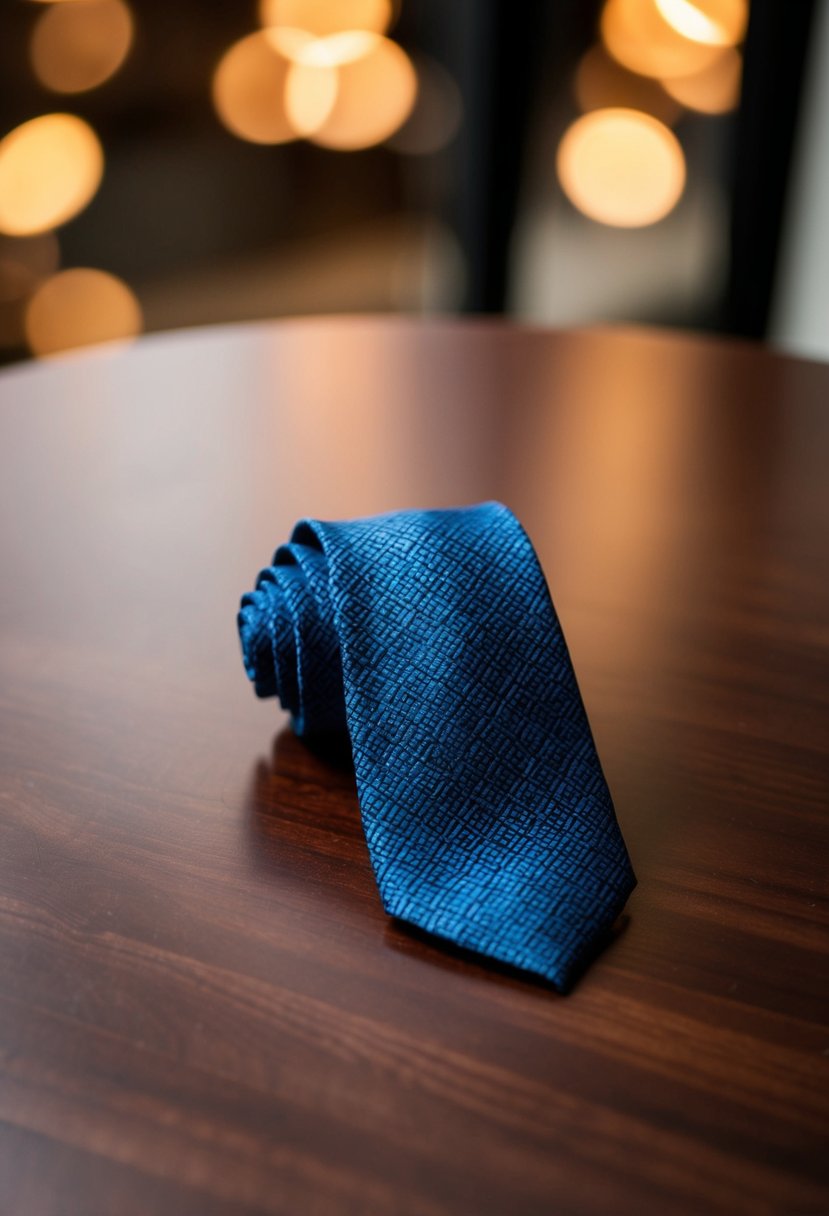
[427,0,556,313]
[722,0,816,338]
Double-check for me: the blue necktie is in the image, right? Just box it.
[239,503,635,991]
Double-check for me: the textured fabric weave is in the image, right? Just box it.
[239,502,635,990]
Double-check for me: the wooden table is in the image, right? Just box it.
[0,319,827,1215]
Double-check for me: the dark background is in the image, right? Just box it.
[0,0,818,362]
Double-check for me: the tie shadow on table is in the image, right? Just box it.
[244,727,363,884]
[245,728,630,993]
[382,917,630,994]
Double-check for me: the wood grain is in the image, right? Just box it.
[0,318,827,1215]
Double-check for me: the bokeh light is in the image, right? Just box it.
[388,55,463,155]
[0,114,104,236]
[575,44,681,126]
[601,0,723,79]
[655,0,747,47]
[25,267,142,356]
[259,0,392,42]
[557,107,686,228]
[30,0,134,95]
[212,32,295,145]
[662,46,742,112]
[269,28,381,67]
[285,62,339,136]
[306,35,417,150]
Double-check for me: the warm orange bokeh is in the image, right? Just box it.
[259,0,392,42]
[557,107,686,227]
[655,0,747,47]
[662,46,742,113]
[602,0,724,79]
[25,267,142,356]
[306,36,416,150]
[212,32,296,145]
[30,0,133,95]
[0,114,104,236]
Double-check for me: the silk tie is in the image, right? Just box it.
[239,502,635,991]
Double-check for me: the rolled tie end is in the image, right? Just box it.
[238,591,277,699]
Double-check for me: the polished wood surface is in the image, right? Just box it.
[0,318,827,1215]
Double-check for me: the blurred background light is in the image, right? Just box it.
[306,35,417,150]
[284,62,339,136]
[7,0,816,365]
[0,114,104,236]
[25,266,142,356]
[212,32,296,145]
[655,0,747,47]
[575,43,681,125]
[29,0,134,95]
[259,0,393,42]
[270,29,380,68]
[601,0,723,79]
[661,45,741,112]
[556,107,686,227]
